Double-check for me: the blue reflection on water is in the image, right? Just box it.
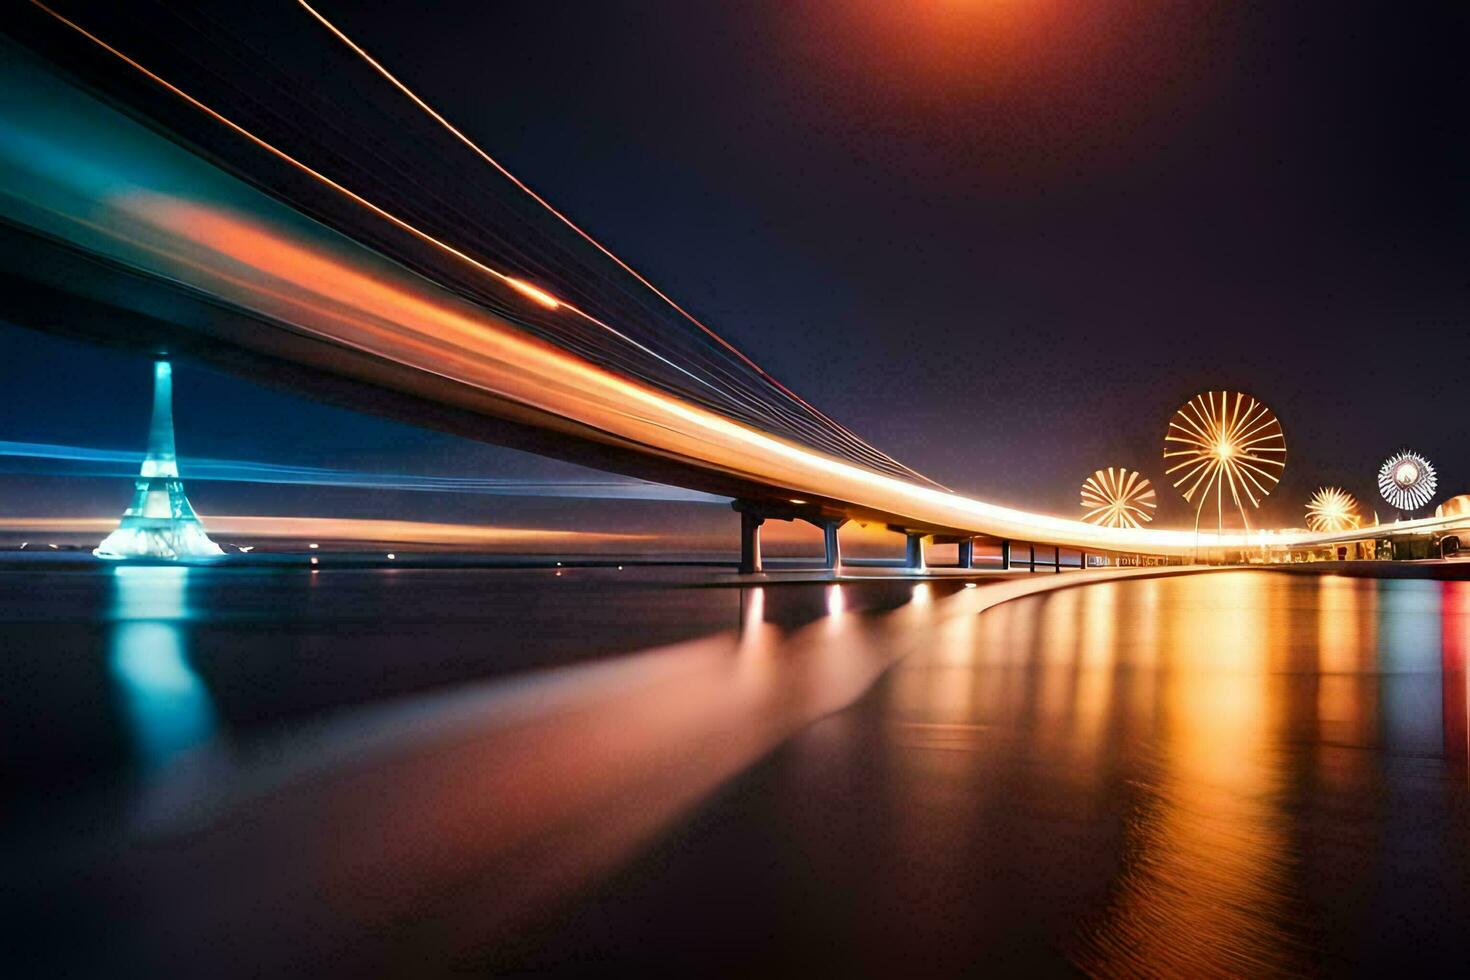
[1378,580,1443,756]
[107,566,217,769]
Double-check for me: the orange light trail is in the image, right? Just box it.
[504,277,560,310]
[288,0,937,488]
[0,515,651,549]
[24,0,759,419]
[4,8,1434,558]
[105,194,1336,556]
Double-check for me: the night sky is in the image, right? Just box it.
[2,1,1467,538]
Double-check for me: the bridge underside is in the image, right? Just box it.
[5,223,1147,576]
[0,13,1447,568]
[0,223,1293,566]
[0,39,1212,559]
[0,220,950,533]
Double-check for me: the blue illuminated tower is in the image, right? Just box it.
[94,360,224,561]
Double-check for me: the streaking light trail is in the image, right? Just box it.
[0,516,654,549]
[505,277,560,310]
[288,0,936,489]
[16,0,775,463]
[0,28,1420,558]
[24,0,931,488]
[0,440,725,501]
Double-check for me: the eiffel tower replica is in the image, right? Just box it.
[94,360,224,561]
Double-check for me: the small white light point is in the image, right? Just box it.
[386,553,396,560]
[308,543,319,550]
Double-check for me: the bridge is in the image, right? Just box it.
[0,6,1458,571]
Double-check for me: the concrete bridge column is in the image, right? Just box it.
[958,539,974,569]
[1000,540,1012,571]
[821,520,844,571]
[905,533,927,571]
[739,511,765,574]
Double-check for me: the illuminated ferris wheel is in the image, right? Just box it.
[1080,468,1157,528]
[1305,486,1361,532]
[1377,450,1436,513]
[1163,391,1286,533]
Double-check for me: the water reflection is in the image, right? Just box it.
[14,563,1470,976]
[876,571,1470,976]
[1443,582,1470,775]
[1378,581,1444,757]
[825,583,845,618]
[738,585,765,638]
[1315,575,1376,756]
[107,566,217,769]
[1085,573,1301,977]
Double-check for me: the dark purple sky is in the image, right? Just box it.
[2,0,1467,531]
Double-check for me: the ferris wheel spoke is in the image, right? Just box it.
[1173,407,1215,438]
[1078,467,1156,528]
[1179,461,1220,502]
[1163,391,1286,535]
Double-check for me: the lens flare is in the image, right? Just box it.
[1378,450,1436,512]
[1305,487,1361,532]
[1080,468,1156,529]
[1163,392,1286,532]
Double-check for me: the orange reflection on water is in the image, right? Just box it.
[1081,572,1301,978]
[1316,575,1378,758]
[112,574,1005,970]
[1118,577,1160,737]
[1072,583,1118,760]
[886,573,1307,976]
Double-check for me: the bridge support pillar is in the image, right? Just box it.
[1028,545,1036,572]
[1000,540,1012,571]
[1079,550,1087,570]
[958,539,974,569]
[1054,546,1062,573]
[905,533,927,571]
[739,512,765,574]
[821,520,844,571]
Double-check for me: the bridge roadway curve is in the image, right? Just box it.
[0,44,1446,559]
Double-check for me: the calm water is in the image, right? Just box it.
[1,561,922,787]
[4,565,1469,975]
[489,571,1470,977]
